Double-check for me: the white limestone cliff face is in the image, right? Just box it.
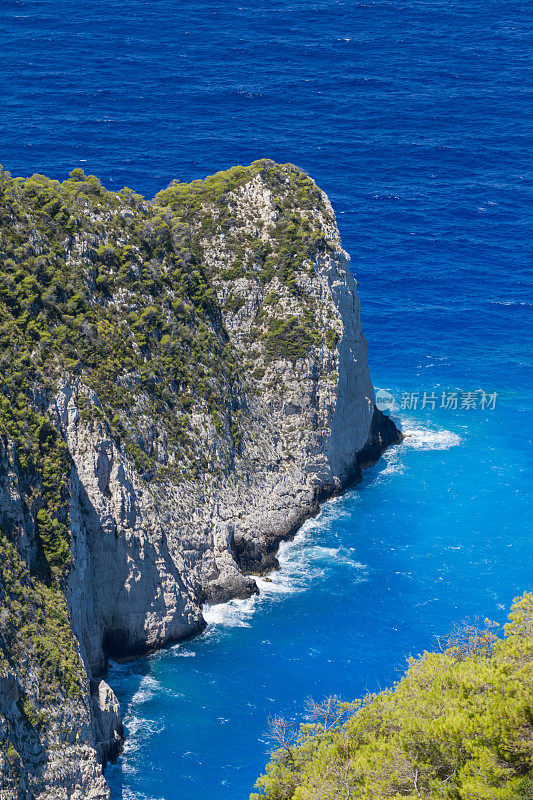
[0,164,400,799]
[0,444,112,800]
[54,173,394,667]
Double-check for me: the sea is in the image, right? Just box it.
[3,1,533,798]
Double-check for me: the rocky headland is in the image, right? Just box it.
[0,160,400,799]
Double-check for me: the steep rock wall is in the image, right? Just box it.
[0,161,401,799]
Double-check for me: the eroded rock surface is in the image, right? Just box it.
[0,161,400,798]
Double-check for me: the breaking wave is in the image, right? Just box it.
[202,501,365,630]
[399,421,463,450]
[201,418,462,629]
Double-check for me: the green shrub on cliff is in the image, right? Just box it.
[252,593,533,800]
[0,164,244,484]
[155,159,330,294]
[0,534,83,704]
[0,159,331,490]
[262,316,320,362]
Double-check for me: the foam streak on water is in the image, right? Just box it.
[203,418,462,630]
[399,421,464,451]
[203,495,360,629]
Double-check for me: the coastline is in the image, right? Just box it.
[0,160,404,798]
[106,408,402,667]
[235,408,403,579]
[103,407,402,782]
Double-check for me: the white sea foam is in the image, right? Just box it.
[119,707,169,778]
[122,715,162,760]
[202,503,367,630]
[399,420,463,450]
[376,446,405,479]
[121,790,166,800]
[202,530,315,629]
[130,674,161,706]
[202,595,259,628]
[170,646,196,657]
[490,299,532,307]
[113,675,166,773]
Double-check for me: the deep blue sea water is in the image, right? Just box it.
[3,1,533,798]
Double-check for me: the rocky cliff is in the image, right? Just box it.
[0,159,400,799]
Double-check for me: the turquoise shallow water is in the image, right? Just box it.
[3,0,532,797]
[103,393,533,800]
